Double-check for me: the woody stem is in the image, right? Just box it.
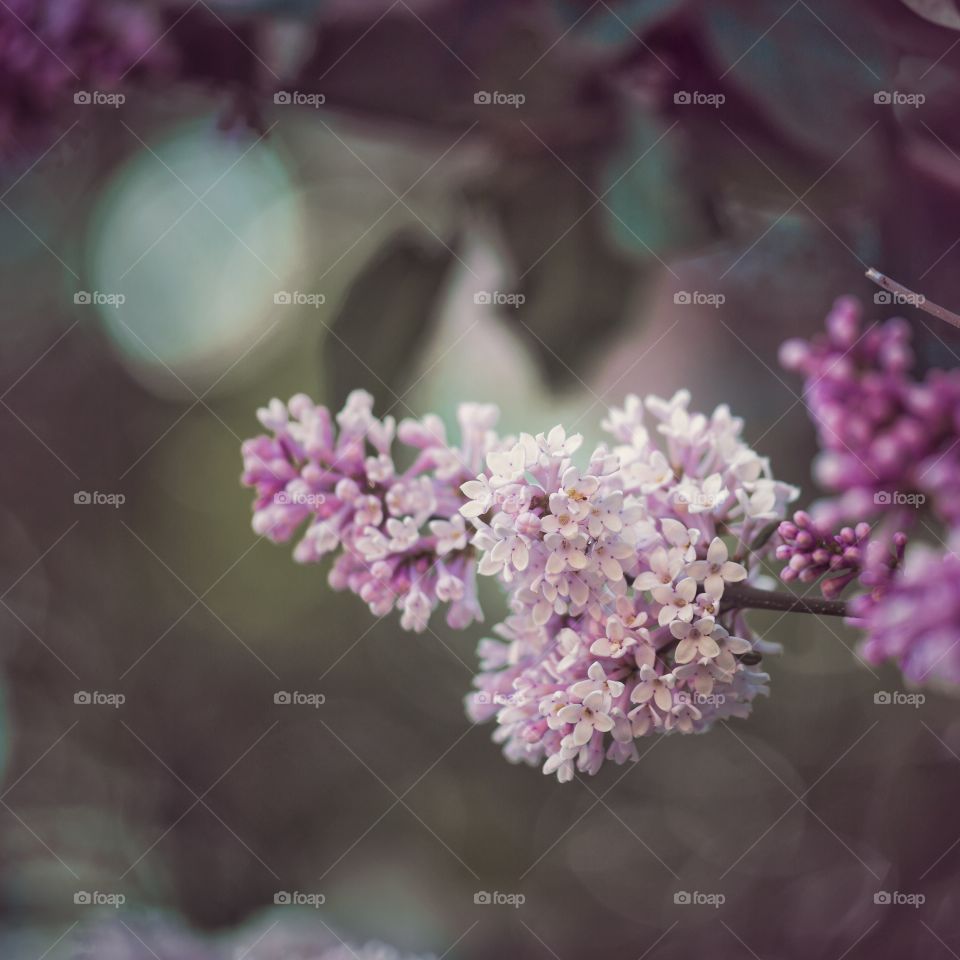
[720,583,848,618]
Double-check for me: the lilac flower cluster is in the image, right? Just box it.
[0,0,168,155]
[463,390,798,781]
[780,295,960,526]
[243,390,799,780]
[855,542,960,685]
[242,390,494,632]
[781,294,960,687]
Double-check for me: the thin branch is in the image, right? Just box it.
[866,267,960,329]
[721,582,848,618]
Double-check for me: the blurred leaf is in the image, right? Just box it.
[553,0,687,47]
[900,0,960,28]
[323,231,456,409]
[487,165,644,388]
[603,114,720,255]
[700,0,894,157]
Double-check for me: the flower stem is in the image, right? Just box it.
[866,267,960,329]
[721,583,848,617]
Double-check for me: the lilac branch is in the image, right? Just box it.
[721,582,848,618]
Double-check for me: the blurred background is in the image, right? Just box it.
[3,0,960,956]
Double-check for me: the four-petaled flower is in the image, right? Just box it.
[670,617,721,663]
[630,664,675,711]
[557,690,616,745]
[686,537,747,597]
[652,577,698,625]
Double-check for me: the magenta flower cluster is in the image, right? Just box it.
[243,389,798,781]
[780,295,960,685]
[780,296,960,526]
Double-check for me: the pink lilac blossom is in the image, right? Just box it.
[780,294,960,688]
[779,295,960,527]
[463,390,798,781]
[853,542,960,686]
[241,390,495,633]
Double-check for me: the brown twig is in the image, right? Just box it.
[866,267,960,329]
[720,582,848,618]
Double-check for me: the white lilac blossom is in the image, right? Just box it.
[243,390,797,780]
[463,391,798,781]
